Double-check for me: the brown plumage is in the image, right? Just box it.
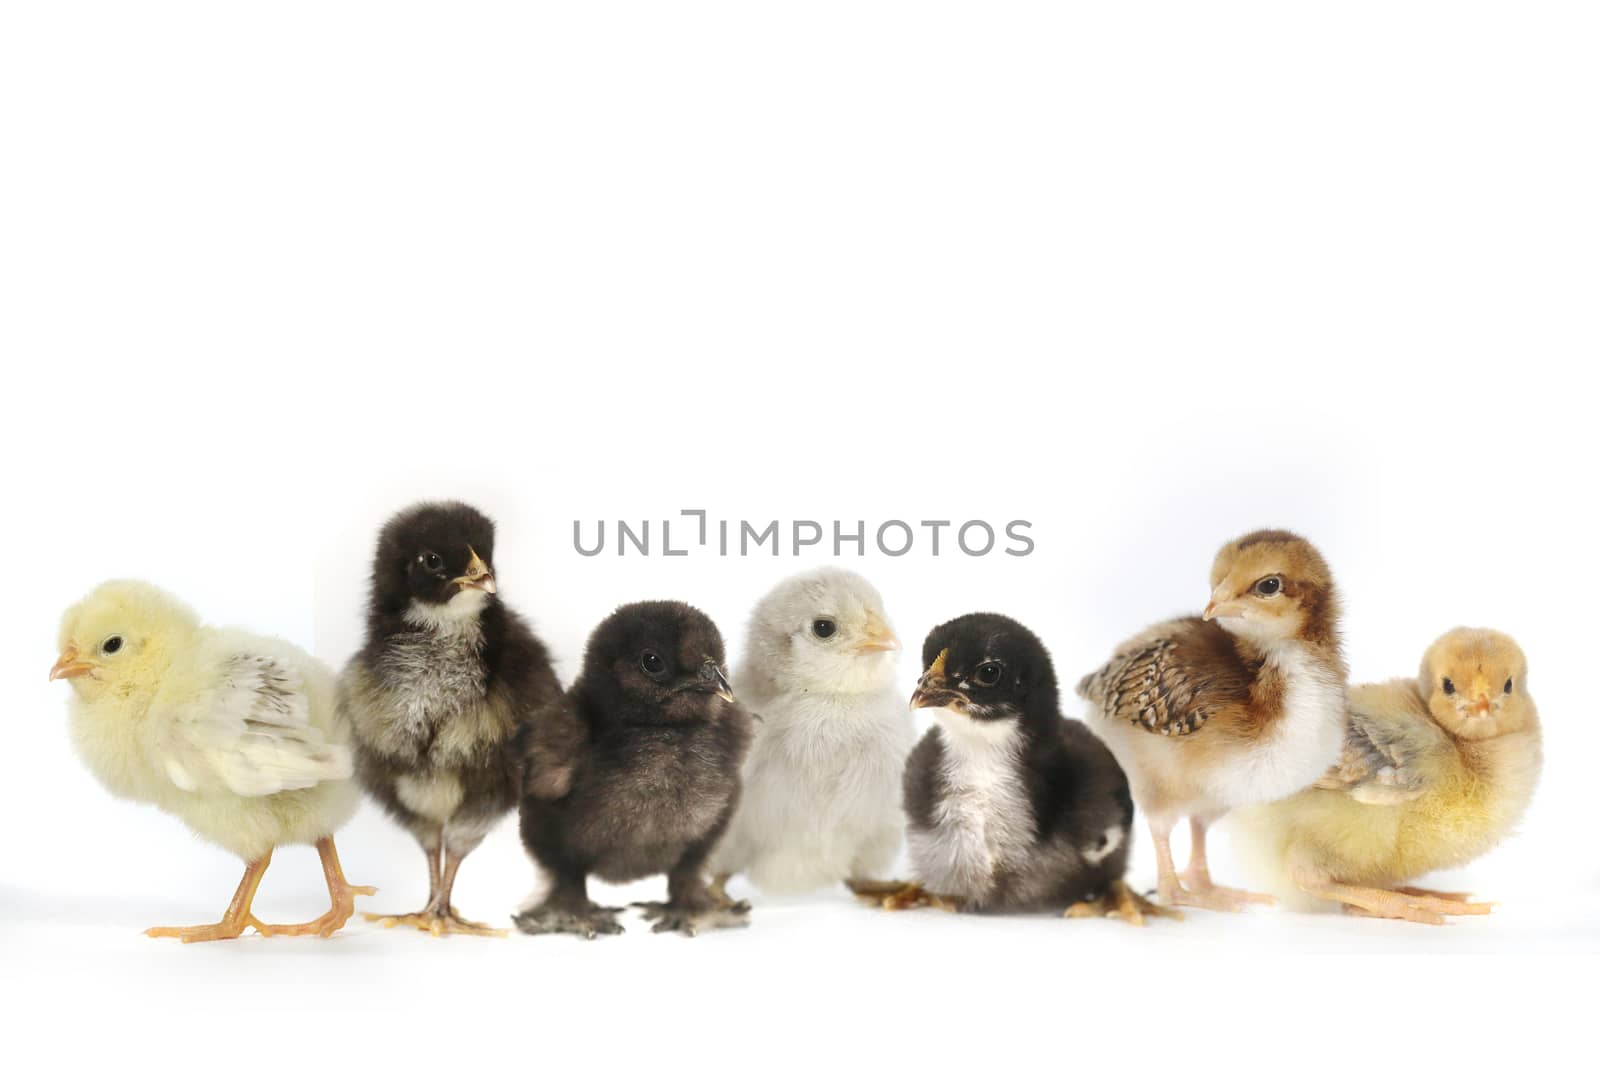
[1079,529,1349,912]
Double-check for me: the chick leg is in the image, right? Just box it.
[146,853,272,943]
[1179,816,1274,909]
[366,827,447,931]
[1065,881,1182,925]
[254,837,377,938]
[707,872,736,908]
[421,845,507,937]
[846,879,963,912]
[1148,816,1270,912]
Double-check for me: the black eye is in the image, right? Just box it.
[1253,576,1283,597]
[974,662,1003,687]
[101,636,124,655]
[640,651,666,676]
[1442,677,1456,695]
[1504,679,1513,694]
[421,552,444,572]
[812,619,837,639]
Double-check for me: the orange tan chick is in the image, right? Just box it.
[1078,530,1349,912]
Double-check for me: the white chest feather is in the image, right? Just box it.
[1214,643,1346,809]
[911,715,1034,897]
[380,613,488,733]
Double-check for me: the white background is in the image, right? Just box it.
[3,1,1597,1062]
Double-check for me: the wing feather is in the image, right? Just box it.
[1078,623,1243,737]
[1315,682,1445,804]
[162,653,351,797]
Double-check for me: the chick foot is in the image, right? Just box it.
[846,879,963,912]
[145,914,267,943]
[1065,881,1182,926]
[633,899,751,937]
[1324,884,1492,925]
[366,905,507,937]
[259,890,374,938]
[513,903,626,940]
[1156,875,1274,913]
[259,876,376,938]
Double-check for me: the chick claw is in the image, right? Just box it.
[846,879,962,913]
[512,904,626,940]
[1064,881,1182,926]
[632,899,751,937]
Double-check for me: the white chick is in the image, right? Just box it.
[51,580,371,942]
[710,568,912,897]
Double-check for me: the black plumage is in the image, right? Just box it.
[878,613,1167,922]
[340,501,561,936]
[514,601,753,938]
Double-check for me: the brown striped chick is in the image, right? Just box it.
[1235,629,1541,924]
[1077,530,1348,912]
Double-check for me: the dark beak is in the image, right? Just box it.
[699,661,736,703]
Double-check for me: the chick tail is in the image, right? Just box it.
[1075,668,1104,703]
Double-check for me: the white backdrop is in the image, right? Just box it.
[4,2,1597,1062]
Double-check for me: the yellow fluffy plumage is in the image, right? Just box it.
[1236,628,1541,924]
[52,580,372,941]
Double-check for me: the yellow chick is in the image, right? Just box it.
[51,580,373,942]
[1236,628,1541,924]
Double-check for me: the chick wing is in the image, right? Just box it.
[1077,620,1249,737]
[157,642,351,797]
[1315,681,1445,805]
[517,699,588,801]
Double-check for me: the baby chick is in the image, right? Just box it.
[51,580,372,942]
[515,601,753,938]
[709,568,912,898]
[1078,529,1348,912]
[1237,628,1541,924]
[855,613,1170,924]
[341,502,561,937]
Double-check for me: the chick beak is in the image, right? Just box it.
[1468,684,1494,717]
[910,648,964,711]
[1203,597,1245,621]
[455,547,497,595]
[50,644,92,681]
[700,661,736,703]
[853,618,901,656]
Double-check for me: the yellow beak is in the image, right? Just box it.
[853,617,901,655]
[454,546,497,594]
[50,643,92,681]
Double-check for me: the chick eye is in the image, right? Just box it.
[101,635,124,655]
[811,618,837,639]
[640,651,666,676]
[421,552,444,572]
[1442,677,1456,695]
[1253,576,1283,598]
[974,662,1003,687]
[1504,679,1513,694]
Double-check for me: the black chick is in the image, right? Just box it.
[853,613,1173,924]
[341,501,561,937]
[514,601,753,938]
